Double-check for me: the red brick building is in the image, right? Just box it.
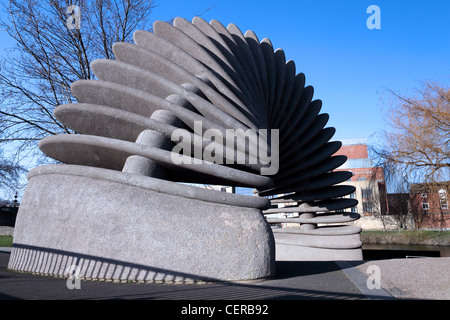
[334,138,388,215]
[332,139,449,229]
[410,182,450,229]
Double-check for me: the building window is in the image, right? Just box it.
[439,189,447,200]
[349,192,356,199]
[422,203,430,211]
[441,200,448,210]
[357,177,366,181]
[421,193,428,198]
[363,201,374,213]
[361,188,372,199]
[351,206,357,213]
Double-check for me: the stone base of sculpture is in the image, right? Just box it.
[8,165,276,282]
[273,230,363,261]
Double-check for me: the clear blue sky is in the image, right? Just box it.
[0,0,448,142]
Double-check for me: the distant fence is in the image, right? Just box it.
[0,207,18,227]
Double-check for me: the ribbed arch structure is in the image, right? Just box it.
[8,18,362,282]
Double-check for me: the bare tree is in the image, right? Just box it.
[373,81,449,183]
[371,80,450,229]
[0,0,156,164]
[379,162,415,229]
[0,148,25,195]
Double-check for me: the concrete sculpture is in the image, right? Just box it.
[8,17,362,282]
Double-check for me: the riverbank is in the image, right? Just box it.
[361,230,450,246]
[2,230,449,248]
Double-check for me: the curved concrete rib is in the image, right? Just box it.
[270,185,357,203]
[38,134,273,189]
[265,206,360,219]
[111,42,259,128]
[53,103,261,171]
[272,232,362,250]
[273,225,361,236]
[132,30,258,117]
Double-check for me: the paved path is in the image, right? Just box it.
[0,250,378,300]
[350,258,450,300]
[0,227,14,236]
[1,249,448,301]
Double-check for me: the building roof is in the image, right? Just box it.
[338,158,374,170]
[410,181,450,193]
[338,138,368,146]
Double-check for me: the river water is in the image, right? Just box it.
[363,243,450,257]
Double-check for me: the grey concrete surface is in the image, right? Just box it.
[350,257,450,300]
[0,251,367,300]
[2,250,448,300]
[0,226,14,237]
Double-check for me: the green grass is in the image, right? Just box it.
[361,230,450,245]
[0,236,13,247]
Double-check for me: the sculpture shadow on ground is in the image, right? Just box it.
[2,249,384,300]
